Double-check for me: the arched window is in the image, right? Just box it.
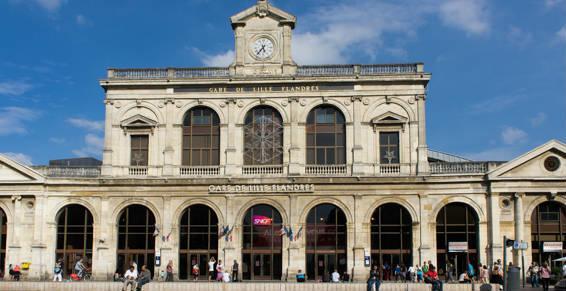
[117,205,156,276]
[306,106,346,165]
[531,201,566,268]
[55,204,93,276]
[179,204,219,280]
[242,204,283,280]
[0,208,5,275]
[244,106,284,165]
[370,203,412,279]
[306,204,347,281]
[182,107,220,166]
[436,203,479,278]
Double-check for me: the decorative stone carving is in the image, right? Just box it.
[114,101,122,109]
[281,100,288,107]
[299,99,307,106]
[176,101,183,108]
[362,98,370,105]
[408,96,416,104]
[237,100,245,108]
[344,99,351,106]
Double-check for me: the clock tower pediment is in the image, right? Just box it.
[230,0,297,76]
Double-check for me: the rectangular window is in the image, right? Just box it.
[130,135,149,166]
[379,132,400,164]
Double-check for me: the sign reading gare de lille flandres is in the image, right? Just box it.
[208,184,315,194]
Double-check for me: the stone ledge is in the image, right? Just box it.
[0,282,499,291]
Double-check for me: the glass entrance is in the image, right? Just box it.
[531,201,566,269]
[306,204,348,281]
[242,204,283,281]
[55,204,93,276]
[116,205,156,276]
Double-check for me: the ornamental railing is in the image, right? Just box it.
[305,164,348,175]
[179,166,220,176]
[242,165,284,175]
[32,166,101,177]
[430,162,488,174]
[107,64,422,80]
[128,166,148,176]
[372,163,413,176]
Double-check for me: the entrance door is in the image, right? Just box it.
[117,252,155,274]
[183,253,217,279]
[316,254,336,282]
[253,254,272,280]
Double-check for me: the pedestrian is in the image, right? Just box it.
[331,269,340,283]
[165,260,173,281]
[296,269,306,282]
[489,265,504,287]
[367,265,380,291]
[136,265,151,291]
[192,263,200,281]
[394,264,401,281]
[12,265,21,281]
[53,259,63,282]
[479,265,488,284]
[122,265,138,291]
[540,263,551,291]
[408,265,415,282]
[425,265,443,291]
[232,260,239,282]
[416,265,423,282]
[216,259,224,282]
[528,263,536,288]
[446,261,454,283]
[422,261,429,274]
[208,257,216,281]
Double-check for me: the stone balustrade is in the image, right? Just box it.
[430,162,489,175]
[242,165,285,175]
[179,166,221,176]
[31,166,101,178]
[107,64,422,80]
[0,282,500,291]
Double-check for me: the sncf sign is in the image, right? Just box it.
[253,215,272,226]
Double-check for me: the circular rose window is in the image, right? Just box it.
[544,156,561,172]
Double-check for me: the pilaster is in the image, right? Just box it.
[416,94,429,175]
[513,192,524,266]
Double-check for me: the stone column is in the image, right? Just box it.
[286,194,302,281]
[162,98,176,176]
[416,95,429,175]
[224,100,238,175]
[98,197,115,280]
[288,98,302,175]
[222,195,237,277]
[351,97,366,175]
[488,192,503,264]
[30,195,46,280]
[419,194,435,265]
[352,194,369,282]
[159,196,176,278]
[101,100,114,176]
[513,193,524,266]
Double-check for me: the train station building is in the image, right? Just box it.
[0,0,564,281]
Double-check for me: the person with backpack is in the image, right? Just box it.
[53,259,63,282]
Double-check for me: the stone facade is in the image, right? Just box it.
[0,0,564,282]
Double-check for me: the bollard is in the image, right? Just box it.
[506,267,520,291]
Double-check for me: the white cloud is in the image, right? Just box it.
[76,14,88,25]
[546,0,565,7]
[49,137,66,144]
[1,152,33,165]
[557,25,566,42]
[199,0,491,65]
[0,81,33,96]
[501,126,528,145]
[438,0,490,36]
[192,48,234,67]
[67,118,104,132]
[469,93,525,114]
[0,107,39,135]
[72,134,104,157]
[35,0,64,12]
[507,26,533,47]
[530,112,547,127]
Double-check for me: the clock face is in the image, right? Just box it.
[252,38,274,60]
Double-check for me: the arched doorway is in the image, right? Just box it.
[531,201,566,268]
[436,202,479,278]
[178,204,218,280]
[306,203,347,281]
[55,204,93,276]
[242,204,283,280]
[0,208,7,275]
[370,203,412,280]
[117,205,156,275]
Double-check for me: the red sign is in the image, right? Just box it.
[253,215,272,226]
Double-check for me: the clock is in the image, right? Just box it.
[251,37,274,60]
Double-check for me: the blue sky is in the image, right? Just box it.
[0,0,565,165]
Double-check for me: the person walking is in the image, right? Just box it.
[367,265,380,291]
[231,260,239,282]
[208,257,216,281]
[445,261,454,283]
[53,259,63,282]
[540,263,551,291]
[165,260,173,281]
[479,265,488,284]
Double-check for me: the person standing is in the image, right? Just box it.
[416,265,423,282]
[53,259,63,282]
[208,257,216,281]
[216,259,224,282]
[231,260,239,282]
[445,261,454,283]
[540,263,551,291]
[331,269,340,283]
[367,265,380,291]
[192,263,200,281]
[166,260,173,281]
[408,265,415,282]
[479,265,488,284]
